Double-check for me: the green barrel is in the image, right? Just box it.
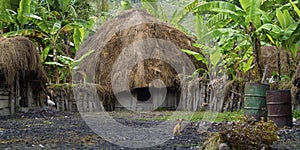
[244,83,269,121]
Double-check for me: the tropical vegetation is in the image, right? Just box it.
[1,1,299,148]
[0,0,299,91]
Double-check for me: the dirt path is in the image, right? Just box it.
[0,109,299,149]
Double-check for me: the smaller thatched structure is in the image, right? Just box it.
[0,36,47,116]
[75,9,206,111]
[259,46,291,78]
[294,65,300,88]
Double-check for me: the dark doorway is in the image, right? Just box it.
[19,77,28,107]
[0,74,5,83]
[132,87,151,102]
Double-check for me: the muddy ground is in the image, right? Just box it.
[0,109,299,150]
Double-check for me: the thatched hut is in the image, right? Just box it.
[294,65,300,88]
[0,36,47,115]
[75,9,206,111]
[259,46,300,79]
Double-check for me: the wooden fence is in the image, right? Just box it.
[49,84,105,112]
[0,82,13,115]
[48,78,245,112]
[178,78,208,111]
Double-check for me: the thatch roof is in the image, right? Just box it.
[0,36,47,86]
[293,65,300,88]
[75,9,206,94]
[259,46,291,78]
[259,46,300,79]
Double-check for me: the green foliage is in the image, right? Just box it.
[256,1,300,80]
[2,0,299,85]
[121,0,132,10]
[141,0,167,23]
[275,8,299,58]
[290,0,300,17]
[293,109,300,120]
[17,0,31,28]
[137,110,243,123]
[73,0,96,21]
[169,0,198,27]
[239,0,263,27]
[192,0,300,82]
[45,49,95,83]
[193,0,265,80]
[0,0,95,84]
[182,49,208,66]
[0,0,16,11]
[140,0,197,35]
[193,1,244,19]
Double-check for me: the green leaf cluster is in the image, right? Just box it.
[45,49,95,83]
[0,0,95,84]
[190,0,300,81]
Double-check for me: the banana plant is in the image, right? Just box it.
[30,1,89,84]
[0,0,31,30]
[0,0,26,32]
[256,1,300,79]
[1,0,93,84]
[45,49,95,83]
[121,0,132,10]
[182,13,225,80]
[17,0,31,29]
[140,0,198,35]
[193,0,270,80]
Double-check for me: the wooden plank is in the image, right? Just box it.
[167,92,174,108]
[0,108,10,116]
[0,100,10,109]
[88,98,93,112]
[61,97,65,111]
[56,101,60,111]
[83,91,88,112]
[0,95,9,100]
[69,99,73,111]
[10,85,14,115]
[0,91,10,95]
[65,95,68,111]
[27,82,34,107]
[15,79,20,108]
[94,94,101,112]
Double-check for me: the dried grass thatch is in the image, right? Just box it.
[260,46,300,79]
[75,9,206,95]
[293,65,300,88]
[0,36,47,86]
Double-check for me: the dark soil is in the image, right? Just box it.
[0,109,299,150]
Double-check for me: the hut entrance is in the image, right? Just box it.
[133,87,152,102]
[0,74,4,83]
[19,76,27,107]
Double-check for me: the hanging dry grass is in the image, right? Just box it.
[75,9,206,95]
[0,36,47,85]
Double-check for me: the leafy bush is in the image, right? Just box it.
[293,109,300,120]
[204,116,279,149]
[221,117,279,149]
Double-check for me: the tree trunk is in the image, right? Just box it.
[250,22,263,80]
[101,0,108,12]
[277,47,281,81]
[52,42,59,84]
